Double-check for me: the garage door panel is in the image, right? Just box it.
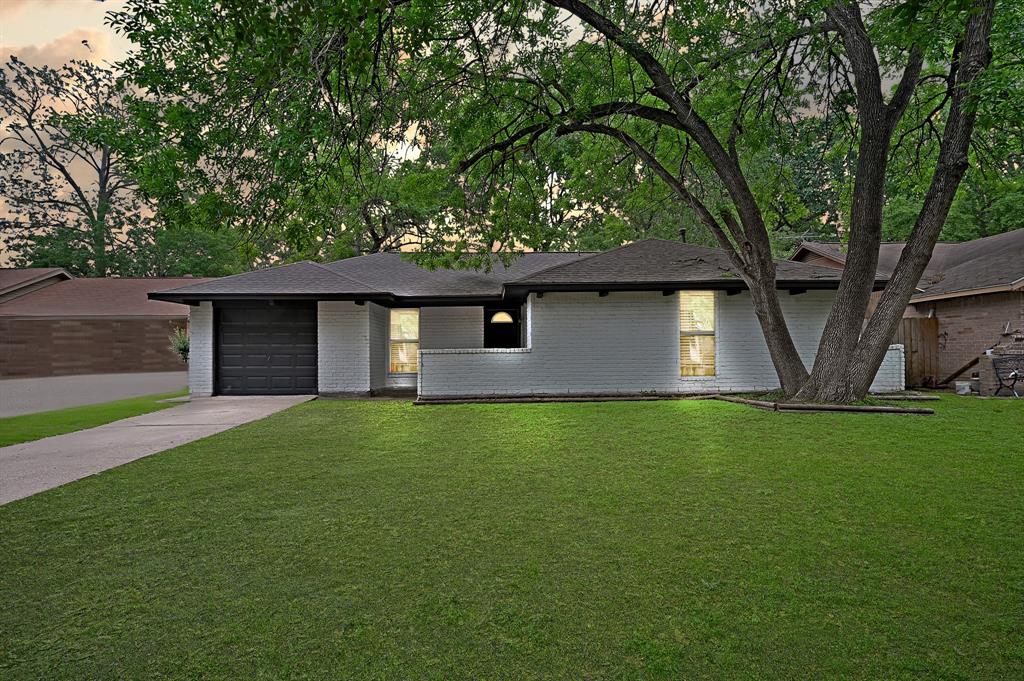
[215,301,317,395]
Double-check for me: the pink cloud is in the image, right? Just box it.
[8,28,113,68]
[0,0,31,18]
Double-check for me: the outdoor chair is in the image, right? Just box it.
[993,355,1024,397]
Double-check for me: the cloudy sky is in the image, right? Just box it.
[1,0,132,68]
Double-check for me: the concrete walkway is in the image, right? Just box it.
[0,372,188,418]
[0,395,314,505]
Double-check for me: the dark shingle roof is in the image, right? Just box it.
[151,239,864,303]
[507,239,853,289]
[151,260,387,300]
[324,252,590,297]
[911,229,1024,299]
[794,229,1024,300]
[793,241,957,276]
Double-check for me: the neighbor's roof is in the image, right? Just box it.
[150,239,863,304]
[0,267,71,297]
[793,229,1024,302]
[0,277,211,318]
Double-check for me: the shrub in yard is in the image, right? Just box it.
[169,327,189,363]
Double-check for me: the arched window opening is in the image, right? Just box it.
[490,311,514,324]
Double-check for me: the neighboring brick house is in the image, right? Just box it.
[792,229,1024,383]
[0,273,209,379]
[150,239,904,399]
[0,267,71,303]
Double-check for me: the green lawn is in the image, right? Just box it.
[1,396,1021,679]
[0,391,187,447]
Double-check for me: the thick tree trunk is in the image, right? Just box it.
[796,0,991,403]
[746,274,810,396]
[795,127,888,402]
[849,0,994,396]
[795,2,900,402]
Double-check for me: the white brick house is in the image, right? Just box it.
[153,239,905,399]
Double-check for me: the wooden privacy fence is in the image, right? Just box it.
[893,317,939,387]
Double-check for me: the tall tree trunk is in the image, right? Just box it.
[849,0,995,396]
[794,1,910,402]
[92,148,113,277]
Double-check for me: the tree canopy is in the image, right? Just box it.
[110,1,1021,255]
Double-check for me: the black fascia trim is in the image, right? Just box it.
[503,279,887,295]
[385,294,506,308]
[147,292,395,304]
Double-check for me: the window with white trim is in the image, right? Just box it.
[679,291,715,376]
[389,308,419,373]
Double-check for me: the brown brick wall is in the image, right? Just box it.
[0,317,187,379]
[907,291,1024,381]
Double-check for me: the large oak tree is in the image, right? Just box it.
[113,0,1015,401]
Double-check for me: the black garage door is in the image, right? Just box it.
[216,301,317,395]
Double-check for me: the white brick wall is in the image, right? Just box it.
[419,290,844,398]
[375,305,486,389]
[368,303,388,391]
[318,301,371,394]
[712,290,836,393]
[188,301,214,397]
[191,293,907,398]
[870,344,906,393]
[420,307,484,349]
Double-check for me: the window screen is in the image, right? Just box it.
[389,309,419,373]
[680,292,715,376]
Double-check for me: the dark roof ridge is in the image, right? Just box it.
[506,239,655,284]
[794,241,848,262]
[65,276,213,281]
[165,259,305,288]
[302,259,385,293]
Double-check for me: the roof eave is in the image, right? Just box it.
[502,279,877,294]
[388,294,506,307]
[910,283,1017,304]
[791,242,846,264]
[147,291,396,304]
[0,268,72,298]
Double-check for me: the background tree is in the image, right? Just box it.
[0,57,247,277]
[112,0,1015,401]
[0,57,152,276]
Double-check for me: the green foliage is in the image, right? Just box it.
[168,327,190,363]
[108,0,1021,264]
[1,396,1022,677]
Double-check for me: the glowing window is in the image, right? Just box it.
[680,291,715,377]
[489,311,514,324]
[389,308,419,373]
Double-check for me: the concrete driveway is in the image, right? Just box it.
[0,371,188,418]
[0,395,314,505]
